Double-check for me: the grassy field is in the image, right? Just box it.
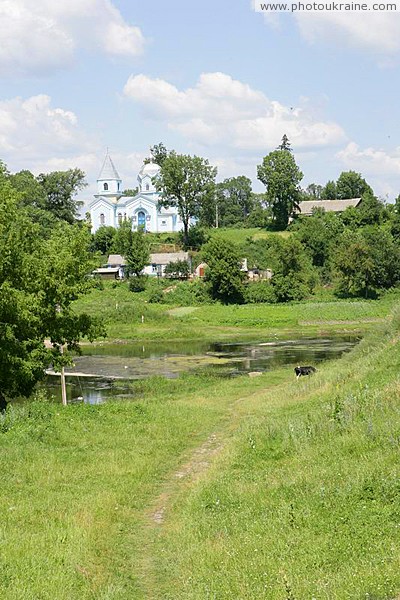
[73,282,400,342]
[1,308,400,598]
[208,228,289,244]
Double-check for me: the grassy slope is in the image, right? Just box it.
[1,305,400,598]
[150,311,400,599]
[73,283,399,342]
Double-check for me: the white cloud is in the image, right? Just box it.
[0,0,146,76]
[336,142,400,199]
[295,11,400,55]
[0,95,94,166]
[337,142,400,176]
[123,71,346,153]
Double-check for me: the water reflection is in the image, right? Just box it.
[42,334,360,405]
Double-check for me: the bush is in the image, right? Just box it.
[128,275,147,293]
[244,281,277,304]
[148,288,164,303]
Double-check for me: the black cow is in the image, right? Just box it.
[294,365,316,379]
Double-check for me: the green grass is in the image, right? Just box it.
[2,307,400,597]
[0,372,284,599]
[145,310,400,598]
[208,227,289,244]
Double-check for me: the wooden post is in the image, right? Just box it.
[60,345,67,406]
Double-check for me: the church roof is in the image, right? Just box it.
[98,153,121,181]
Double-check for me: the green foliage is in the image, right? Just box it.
[155,153,217,245]
[91,225,116,254]
[145,141,169,166]
[178,224,209,250]
[257,144,303,230]
[128,275,148,292]
[293,210,344,267]
[163,280,211,305]
[202,237,246,304]
[164,259,190,279]
[334,227,400,298]
[214,176,253,228]
[321,179,337,199]
[336,170,373,199]
[125,228,150,278]
[244,280,277,303]
[0,182,103,401]
[269,237,317,301]
[36,168,87,223]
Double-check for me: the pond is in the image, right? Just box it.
[42,334,360,404]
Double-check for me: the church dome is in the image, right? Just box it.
[138,162,161,178]
[138,161,160,193]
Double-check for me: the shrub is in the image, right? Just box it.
[244,281,277,304]
[128,275,147,293]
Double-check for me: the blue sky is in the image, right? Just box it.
[1,0,400,202]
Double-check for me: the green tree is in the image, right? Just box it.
[202,238,245,304]
[144,142,169,166]
[113,219,133,256]
[336,171,373,200]
[0,180,102,407]
[37,168,87,223]
[215,176,253,227]
[164,259,190,279]
[125,228,150,278]
[332,227,400,298]
[304,183,323,200]
[257,145,303,229]
[321,180,337,200]
[92,226,116,255]
[277,134,292,152]
[294,209,344,267]
[269,237,316,301]
[155,153,217,247]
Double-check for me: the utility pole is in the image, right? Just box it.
[215,200,219,229]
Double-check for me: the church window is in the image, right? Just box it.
[104,183,109,191]
[118,182,120,191]
[124,212,127,220]
[146,183,149,191]
[118,212,122,224]
[100,213,105,225]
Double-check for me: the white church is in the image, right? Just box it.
[88,153,183,234]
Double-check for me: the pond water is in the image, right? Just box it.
[42,334,360,404]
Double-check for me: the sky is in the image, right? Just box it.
[1,0,400,204]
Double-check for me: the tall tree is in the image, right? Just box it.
[125,229,150,278]
[37,168,87,223]
[257,144,303,229]
[336,171,373,200]
[154,153,217,246]
[214,176,253,227]
[202,238,245,304]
